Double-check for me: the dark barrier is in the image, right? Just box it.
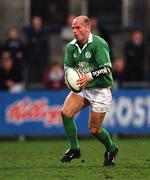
[0,89,150,136]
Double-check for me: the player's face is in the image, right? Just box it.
[72,19,90,44]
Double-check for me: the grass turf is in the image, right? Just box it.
[0,138,150,180]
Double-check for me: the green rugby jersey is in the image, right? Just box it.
[64,33,113,88]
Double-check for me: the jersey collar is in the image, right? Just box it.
[70,33,93,53]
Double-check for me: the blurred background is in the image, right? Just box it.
[0,0,150,138]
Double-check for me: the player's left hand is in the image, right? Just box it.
[76,72,92,88]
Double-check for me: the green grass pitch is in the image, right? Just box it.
[0,138,150,180]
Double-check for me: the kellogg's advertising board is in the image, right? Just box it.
[0,90,89,136]
[0,89,150,136]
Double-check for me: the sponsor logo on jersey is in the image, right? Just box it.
[78,62,94,73]
[85,51,91,59]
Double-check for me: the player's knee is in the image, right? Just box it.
[61,108,74,117]
[89,127,100,136]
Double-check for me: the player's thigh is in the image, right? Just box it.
[89,111,106,134]
[62,92,89,117]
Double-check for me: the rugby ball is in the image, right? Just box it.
[65,68,82,93]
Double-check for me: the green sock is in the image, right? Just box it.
[95,128,116,152]
[62,115,80,150]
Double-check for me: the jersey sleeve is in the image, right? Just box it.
[95,39,112,68]
[64,44,75,71]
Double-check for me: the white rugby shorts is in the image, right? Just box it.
[78,87,112,113]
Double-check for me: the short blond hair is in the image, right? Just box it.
[83,16,91,27]
[74,15,91,28]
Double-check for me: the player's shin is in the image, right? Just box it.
[62,114,80,150]
[92,128,116,152]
